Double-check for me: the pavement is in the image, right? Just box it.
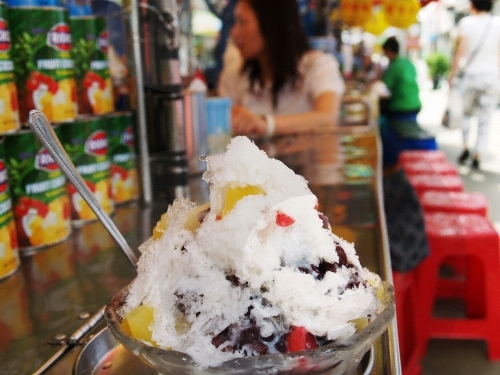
[415,62,500,232]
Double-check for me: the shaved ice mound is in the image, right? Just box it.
[120,136,384,368]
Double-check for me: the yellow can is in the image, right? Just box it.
[4,128,72,252]
[106,112,139,204]
[58,116,114,224]
[0,139,19,280]
[0,3,20,134]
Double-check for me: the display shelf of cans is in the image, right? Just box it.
[0,0,139,282]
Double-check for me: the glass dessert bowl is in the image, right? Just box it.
[104,281,394,375]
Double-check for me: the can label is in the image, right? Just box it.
[107,112,138,203]
[0,142,19,279]
[9,7,77,124]
[4,129,71,250]
[0,4,20,134]
[59,116,114,222]
[71,16,114,115]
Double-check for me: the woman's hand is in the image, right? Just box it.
[231,105,267,135]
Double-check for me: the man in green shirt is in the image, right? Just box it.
[381,36,421,122]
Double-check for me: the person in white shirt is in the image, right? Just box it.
[217,0,345,137]
[449,0,500,170]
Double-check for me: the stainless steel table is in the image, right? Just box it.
[0,128,400,375]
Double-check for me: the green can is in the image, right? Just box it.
[70,15,114,115]
[9,6,77,124]
[4,128,72,251]
[0,2,20,135]
[59,116,114,224]
[0,139,19,280]
[106,112,139,204]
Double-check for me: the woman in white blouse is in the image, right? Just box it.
[217,0,345,137]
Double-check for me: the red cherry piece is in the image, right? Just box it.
[276,212,295,227]
[287,326,318,353]
[26,77,39,92]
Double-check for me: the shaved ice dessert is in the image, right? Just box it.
[118,136,386,369]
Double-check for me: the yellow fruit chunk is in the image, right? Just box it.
[349,316,369,331]
[123,305,156,344]
[222,185,265,217]
[184,202,210,232]
[152,212,170,240]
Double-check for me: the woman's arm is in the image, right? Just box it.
[231,91,341,136]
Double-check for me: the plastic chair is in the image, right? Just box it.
[400,160,459,177]
[406,174,464,197]
[420,191,488,217]
[399,150,447,164]
[419,190,489,283]
[415,212,500,361]
[393,270,422,375]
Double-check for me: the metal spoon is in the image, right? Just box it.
[28,110,139,268]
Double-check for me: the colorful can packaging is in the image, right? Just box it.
[59,116,114,224]
[9,6,77,124]
[4,128,72,252]
[0,139,19,280]
[0,3,20,135]
[106,112,139,204]
[70,15,114,115]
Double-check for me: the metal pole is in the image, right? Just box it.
[129,0,153,204]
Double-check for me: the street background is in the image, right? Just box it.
[416,60,500,232]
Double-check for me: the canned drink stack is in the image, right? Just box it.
[58,116,114,224]
[4,128,72,252]
[8,5,78,124]
[0,2,20,135]
[0,138,19,281]
[106,112,139,204]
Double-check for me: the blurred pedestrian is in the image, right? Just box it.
[380,36,421,123]
[448,0,500,170]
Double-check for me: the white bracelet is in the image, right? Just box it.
[265,114,275,137]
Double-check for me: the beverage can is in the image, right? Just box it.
[106,111,139,204]
[4,127,72,252]
[58,116,114,224]
[70,15,114,115]
[0,138,19,280]
[0,2,20,135]
[9,6,78,124]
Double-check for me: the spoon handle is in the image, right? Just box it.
[28,110,138,268]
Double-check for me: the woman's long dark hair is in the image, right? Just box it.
[241,0,310,108]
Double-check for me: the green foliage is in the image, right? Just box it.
[425,52,451,78]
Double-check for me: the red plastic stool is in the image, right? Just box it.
[399,150,448,164]
[415,212,500,361]
[400,160,459,176]
[420,191,489,285]
[406,174,464,197]
[393,270,422,375]
[420,191,489,217]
